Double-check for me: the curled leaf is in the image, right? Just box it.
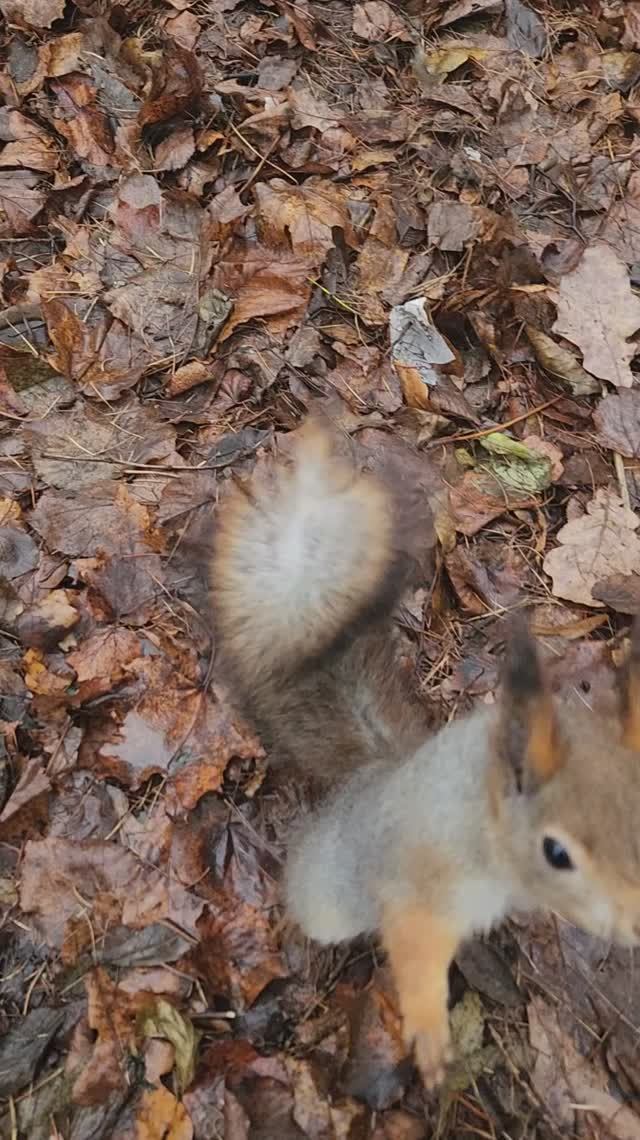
[526,326,600,396]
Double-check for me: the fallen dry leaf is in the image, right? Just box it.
[592,572,640,615]
[135,1086,193,1140]
[19,836,205,951]
[526,325,600,396]
[449,468,536,536]
[71,968,139,1105]
[0,0,64,28]
[0,170,47,234]
[193,888,285,1009]
[0,1007,66,1099]
[66,627,143,703]
[0,757,50,823]
[593,389,640,458]
[254,178,356,258]
[352,1,412,42]
[552,243,640,387]
[3,0,640,1132]
[543,489,640,606]
[529,996,640,1138]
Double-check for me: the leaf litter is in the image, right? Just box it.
[1,0,640,1137]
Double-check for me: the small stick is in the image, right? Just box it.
[426,396,562,448]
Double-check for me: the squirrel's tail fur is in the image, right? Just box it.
[211,417,428,785]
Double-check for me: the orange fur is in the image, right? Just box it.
[527,695,562,783]
[381,903,460,1088]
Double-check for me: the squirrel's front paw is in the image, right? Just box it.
[410,1018,453,1091]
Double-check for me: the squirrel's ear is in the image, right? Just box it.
[621,619,640,752]
[496,614,562,791]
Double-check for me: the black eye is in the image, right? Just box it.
[543,836,574,871]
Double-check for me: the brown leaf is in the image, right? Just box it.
[526,325,600,396]
[194,892,285,1008]
[593,389,640,458]
[139,44,201,128]
[216,244,314,342]
[162,10,202,52]
[428,202,496,252]
[89,654,262,794]
[70,968,140,1105]
[135,1086,193,1140]
[0,757,50,824]
[0,108,57,173]
[543,489,640,606]
[16,589,79,650]
[437,0,502,26]
[446,541,524,613]
[602,49,640,93]
[599,170,640,265]
[67,627,143,703]
[0,0,64,28]
[552,243,640,388]
[528,996,640,1137]
[352,2,412,42]
[29,483,164,621]
[449,469,535,536]
[0,170,47,234]
[42,298,147,398]
[154,126,196,172]
[101,174,223,365]
[456,940,521,1006]
[19,836,204,950]
[0,525,39,578]
[592,572,640,615]
[340,968,408,1109]
[51,74,116,167]
[330,346,403,413]
[254,178,356,258]
[164,360,213,397]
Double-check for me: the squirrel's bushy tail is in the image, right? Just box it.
[211,417,427,783]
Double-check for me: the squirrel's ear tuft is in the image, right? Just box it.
[621,618,640,752]
[496,613,562,791]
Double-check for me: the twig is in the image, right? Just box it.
[614,451,631,512]
[426,396,563,448]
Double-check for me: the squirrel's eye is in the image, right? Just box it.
[542,836,574,871]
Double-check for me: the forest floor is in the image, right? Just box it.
[1,0,640,1137]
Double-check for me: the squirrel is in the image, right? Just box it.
[211,414,640,1090]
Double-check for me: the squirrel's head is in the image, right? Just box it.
[492,616,640,947]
